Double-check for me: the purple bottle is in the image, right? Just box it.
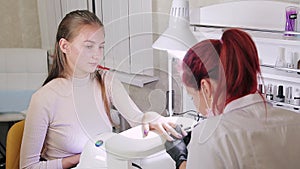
[285,6,298,36]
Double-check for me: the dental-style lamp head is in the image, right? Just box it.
[152,0,197,58]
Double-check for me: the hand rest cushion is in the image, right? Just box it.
[105,116,196,159]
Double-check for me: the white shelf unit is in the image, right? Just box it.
[194,27,300,113]
[260,66,300,85]
[182,1,300,114]
[245,32,300,111]
[192,27,300,113]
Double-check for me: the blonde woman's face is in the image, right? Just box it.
[67,24,105,78]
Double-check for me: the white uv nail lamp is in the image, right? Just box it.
[75,116,196,169]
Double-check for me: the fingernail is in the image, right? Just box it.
[177,134,182,138]
[144,130,148,136]
[183,132,188,136]
[169,137,175,141]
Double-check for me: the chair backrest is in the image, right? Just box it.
[5,120,25,169]
[0,48,48,112]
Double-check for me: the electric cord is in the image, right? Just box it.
[173,109,207,121]
[132,162,143,169]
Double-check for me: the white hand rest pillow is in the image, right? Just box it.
[105,116,196,160]
[76,132,117,169]
[76,116,196,168]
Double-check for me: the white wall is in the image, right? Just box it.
[0,0,40,48]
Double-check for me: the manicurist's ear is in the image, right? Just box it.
[200,79,213,99]
[59,38,69,54]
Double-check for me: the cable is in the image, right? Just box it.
[132,163,143,169]
[173,109,207,121]
[173,109,197,115]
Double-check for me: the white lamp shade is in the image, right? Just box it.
[152,25,197,52]
[152,0,197,53]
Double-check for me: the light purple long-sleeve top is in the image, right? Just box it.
[20,71,144,169]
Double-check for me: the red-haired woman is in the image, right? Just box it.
[165,28,300,169]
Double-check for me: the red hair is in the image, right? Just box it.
[182,28,261,114]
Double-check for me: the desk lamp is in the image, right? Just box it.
[152,0,197,116]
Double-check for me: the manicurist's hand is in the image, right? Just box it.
[164,125,188,169]
[142,111,187,141]
[62,154,81,169]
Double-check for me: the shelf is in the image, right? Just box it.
[274,67,300,73]
[248,31,300,47]
[260,65,300,84]
[192,26,300,47]
[269,100,300,113]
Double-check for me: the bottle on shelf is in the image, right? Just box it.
[273,85,278,99]
[275,48,286,68]
[266,84,273,101]
[285,86,293,104]
[294,88,300,106]
[285,6,298,36]
[286,51,295,69]
[275,85,285,102]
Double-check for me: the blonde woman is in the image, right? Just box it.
[20,10,182,169]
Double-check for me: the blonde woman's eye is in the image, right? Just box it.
[86,45,93,49]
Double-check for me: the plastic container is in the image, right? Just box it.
[285,6,298,36]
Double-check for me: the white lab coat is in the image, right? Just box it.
[187,93,300,169]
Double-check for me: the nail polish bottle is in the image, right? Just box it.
[294,88,300,106]
[266,84,273,101]
[276,85,285,102]
[285,86,293,104]
[273,85,278,98]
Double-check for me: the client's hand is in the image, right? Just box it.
[142,111,187,141]
[164,125,188,169]
[62,154,81,169]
